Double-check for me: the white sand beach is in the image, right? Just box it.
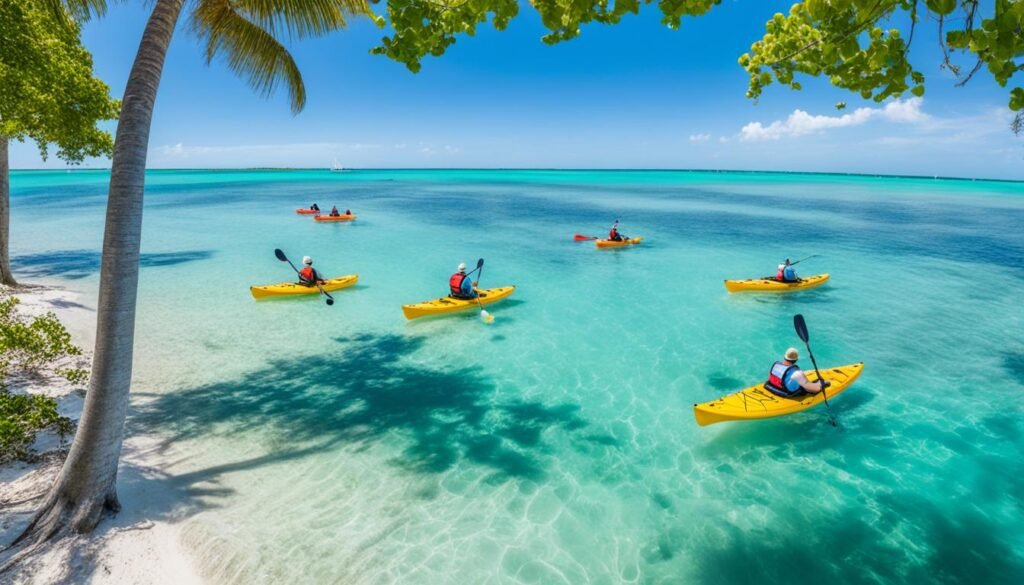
[1,284,203,585]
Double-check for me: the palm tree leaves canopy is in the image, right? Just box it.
[192,0,372,113]
[46,0,372,115]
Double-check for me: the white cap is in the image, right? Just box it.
[302,256,312,265]
[785,347,799,361]
[457,262,466,272]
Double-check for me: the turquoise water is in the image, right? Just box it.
[9,169,1024,584]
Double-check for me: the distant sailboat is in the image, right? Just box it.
[330,159,345,172]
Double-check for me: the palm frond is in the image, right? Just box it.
[192,0,309,113]
[232,0,372,40]
[42,0,108,23]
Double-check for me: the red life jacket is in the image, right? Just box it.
[298,266,317,285]
[609,228,618,239]
[766,361,799,396]
[449,273,467,296]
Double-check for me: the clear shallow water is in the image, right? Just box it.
[10,169,1024,584]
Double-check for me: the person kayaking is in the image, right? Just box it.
[310,203,320,212]
[608,220,627,242]
[329,206,340,217]
[764,348,831,397]
[775,258,799,282]
[449,262,478,300]
[297,256,323,287]
[345,209,351,215]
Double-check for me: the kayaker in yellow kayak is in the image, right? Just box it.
[297,256,324,287]
[608,220,627,242]
[775,259,800,282]
[449,262,478,300]
[765,347,831,397]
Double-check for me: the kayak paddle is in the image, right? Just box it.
[574,234,598,241]
[471,258,494,324]
[789,254,820,266]
[274,248,334,306]
[793,313,835,426]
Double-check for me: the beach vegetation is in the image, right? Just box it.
[0,295,81,464]
[0,392,74,464]
[0,296,87,385]
[0,0,120,287]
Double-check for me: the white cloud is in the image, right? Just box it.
[689,133,711,142]
[718,136,730,143]
[739,98,930,141]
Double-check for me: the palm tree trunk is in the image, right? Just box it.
[7,0,185,553]
[0,134,16,288]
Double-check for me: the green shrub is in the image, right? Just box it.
[0,294,84,462]
[0,390,74,463]
[0,296,85,384]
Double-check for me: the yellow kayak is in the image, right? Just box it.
[724,273,830,293]
[596,237,643,248]
[250,274,358,299]
[402,286,515,320]
[693,362,863,426]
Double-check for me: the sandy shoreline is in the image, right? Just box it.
[1,284,203,585]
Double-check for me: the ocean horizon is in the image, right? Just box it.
[12,167,1024,184]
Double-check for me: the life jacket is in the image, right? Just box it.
[783,265,797,281]
[609,228,619,239]
[776,266,786,280]
[766,361,801,396]
[298,266,317,286]
[449,272,468,297]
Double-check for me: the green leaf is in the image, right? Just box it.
[1010,88,1024,112]
[925,0,956,16]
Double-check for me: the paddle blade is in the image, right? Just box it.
[574,234,594,241]
[793,314,809,343]
[476,258,484,269]
[274,248,287,262]
[480,309,494,324]
[326,298,334,306]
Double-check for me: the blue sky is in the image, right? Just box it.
[9,1,1023,180]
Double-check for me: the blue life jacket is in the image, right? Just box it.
[783,265,798,282]
[766,361,802,396]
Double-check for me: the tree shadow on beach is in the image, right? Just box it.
[129,332,587,483]
[11,249,214,280]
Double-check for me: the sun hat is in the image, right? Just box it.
[302,256,312,265]
[785,347,799,361]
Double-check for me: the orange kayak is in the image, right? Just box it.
[295,208,319,215]
[314,214,356,222]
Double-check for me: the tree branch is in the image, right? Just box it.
[770,0,888,67]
